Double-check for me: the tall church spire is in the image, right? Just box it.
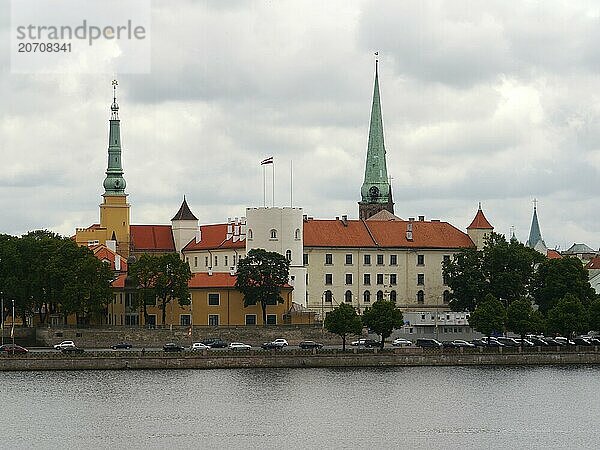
[526,199,546,253]
[103,80,127,196]
[359,56,394,220]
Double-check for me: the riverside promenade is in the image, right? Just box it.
[2,346,600,371]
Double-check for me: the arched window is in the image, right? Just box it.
[417,290,424,304]
[247,229,253,239]
[270,229,278,239]
[324,290,332,303]
[443,290,450,304]
[285,249,292,261]
[363,290,371,303]
[345,290,352,303]
[389,290,397,303]
[294,228,301,240]
[377,290,383,301]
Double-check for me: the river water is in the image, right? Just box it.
[1,365,599,449]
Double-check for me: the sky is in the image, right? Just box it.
[1,0,599,252]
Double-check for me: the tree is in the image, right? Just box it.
[506,298,545,345]
[361,300,404,349]
[588,298,600,333]
[532,257,596,314]
[128,254,160,324]
[546,294,588,337]
[443,233,543,312]
[468,294,506,339]
[324,303,362,351]
[155,253,192,325]
[235,248,290,325]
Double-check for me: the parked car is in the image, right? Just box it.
[61,346,84,354]
[262,341,285,349]
[527,337,549,347]
[573,337,593,346]
[442,340,475,348]
[111,342,133,350]
[191,342,210,351]
[544,338,562,346]
[496,337,520,347]
[554,337,576,346]
[0,344,28,354]
[202,339,228,348]
[298,340,324,349]
[350,338,379,348]
[513,338,535,347]
[415,338,443,348]
[392,338,412,347]
[272,339,288,347]
[163,343,185,352]
[229,342,251,350]
[53,341,76,350]
[480,337,505,347]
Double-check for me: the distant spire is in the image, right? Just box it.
[103,80,126,196]
[526,200,545,249]
[111,79,119,120]
[172,196,198,221]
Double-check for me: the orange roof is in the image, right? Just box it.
[303,220,375,247]
[467,208,493,230]
[131,225,175,251]
[90,244,128,272]
[585,256,600,269]
[547,249,563,260]
[182,223,245,251]
[188,272,292,289]
[366,220,474,249]
[112,273,127,288]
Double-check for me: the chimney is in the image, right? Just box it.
[115,255,121,271]
[418,215,425,221]
[105,240,117,252]
[335,216,339,220]
[406,222,413,241]
[208,268,213,276]
[195,227,201,243]
[303,214,308,222]
[409,217,415,222]
[341,215,348,226]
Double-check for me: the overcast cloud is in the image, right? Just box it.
[1,0,599,251]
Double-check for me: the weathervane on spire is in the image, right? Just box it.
[374,51,379,73]
[111,79,119,119]
[533,198,538,209]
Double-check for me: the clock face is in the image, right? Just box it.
[369,186,380,198]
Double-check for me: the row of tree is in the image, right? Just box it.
[0,231,113,325]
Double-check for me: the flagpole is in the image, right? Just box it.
[1,297,3,346]
[263,164,266,207]
[272,158,275,208]
[290,160,293,207]
[11,299,15,355]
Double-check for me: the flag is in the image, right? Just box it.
[261,157,273,165]
[187,326,192,337]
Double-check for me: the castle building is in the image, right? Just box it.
[358,60,394,220]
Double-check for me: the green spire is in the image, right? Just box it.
[103,80,127,196]
[360,59,391,204]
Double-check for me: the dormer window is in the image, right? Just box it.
[270,229,278,239]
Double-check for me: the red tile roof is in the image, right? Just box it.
[547,249,563,260]
[89,244,128,272]
[188,272,292,289]
[467,208,493,230]
[585,256,600,269]
[366,220,474,249]
[112,273,127,288]
[303,220,375,247]
[182,223,245,251]
[131,225,175,251]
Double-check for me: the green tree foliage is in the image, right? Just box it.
[588,298,600,333]
[324,303,362,351]
[361,300,404,349]
[443,233,543,311]
[128,253,192,326]
[468,294,506,338]
[506,298,545,343]
[235,248,290,325]
[546,293,588,337]
[532,257,596,314]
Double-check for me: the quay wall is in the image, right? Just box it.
[2,347,600,371]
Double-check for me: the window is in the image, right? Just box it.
[125,314,139,326]
[208,293,220,306]
[146,315,156,327]
[417,274,424,285]
[389,274,397,285]
[306,274,309,285]
[377,290,384,301]
[303,253,309,265]
[324,290,332,303]
[205,256,209,267]
[266,314,277,325]
[248,229,253,239]
[443,290,450,304]
[194,257,198,267]
[295,228,301,240]
[417,254,424,266]
[233,254,237,265]
[223,256,227,267]
[325,274,332,285]
[390,290,397,302]
[376,274,384,285]
[345,274,353,285]
[180,314,191,326]
[270,229,278,239]
[245,314,257,325]
[364,254,371,265]
[377,254,384,265]
[208,314,219,326]
[286,250,292,261]
[345,290,352,303]
[417,290,424,304]
[363,274,371,285]
[325,253,333,265]
[363,290,371,303]
[345,254,353,265]
[214,256,218,267]
[390,254,397,266]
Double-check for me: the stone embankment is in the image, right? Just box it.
[2,347,600,371]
